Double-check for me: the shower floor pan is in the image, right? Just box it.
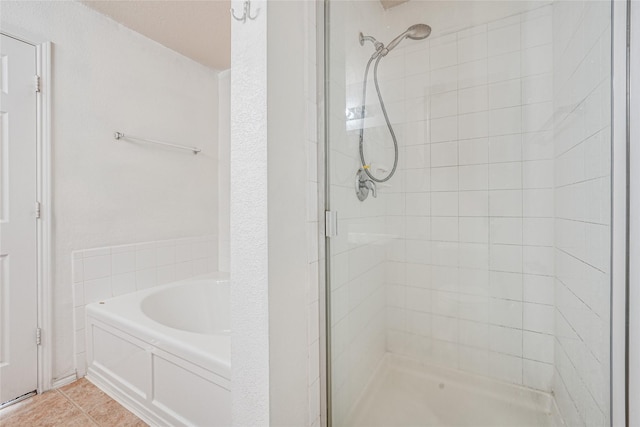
[346,354,563,427]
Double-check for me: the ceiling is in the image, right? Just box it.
[82,0,231,71]
[81,0,408,70]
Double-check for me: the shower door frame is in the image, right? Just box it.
[610,0,629,424]
[626,0,640,424]
[318,1,632,427]
[318,1,329,426]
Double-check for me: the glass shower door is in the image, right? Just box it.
[325,1,614,426]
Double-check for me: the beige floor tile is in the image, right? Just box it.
[86,399,146,427]
[0,391,59,421]
[58,379,111,412]
[0,378,146,427]
[1,392,84,427]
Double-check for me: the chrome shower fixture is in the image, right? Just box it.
[356,22,431,199]
[359,23,431,59]
[356,169,377,201]
[359,32,384,53]
[382,24,431,55]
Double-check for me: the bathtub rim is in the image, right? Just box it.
[85,272,231,380]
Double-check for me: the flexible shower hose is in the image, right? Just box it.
[358,54,399,183]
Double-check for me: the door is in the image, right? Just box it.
[0,34,38,404]
[324,1,615,426]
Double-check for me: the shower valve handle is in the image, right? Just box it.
[356,169,377,201]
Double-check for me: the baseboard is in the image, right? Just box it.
[51,373,77,389]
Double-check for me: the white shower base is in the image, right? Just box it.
[346,355,563,427]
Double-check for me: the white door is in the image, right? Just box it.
[0,34,38,404]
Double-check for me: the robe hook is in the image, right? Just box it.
[231,0,258,23]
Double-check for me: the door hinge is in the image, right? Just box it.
[35,75,41,93]
[36,328,42,346]
[325,210,338,238]
[35,201,41,219]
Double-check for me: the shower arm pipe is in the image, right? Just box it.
[113,132,202,155]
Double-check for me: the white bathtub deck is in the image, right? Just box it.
[345,355,561,427]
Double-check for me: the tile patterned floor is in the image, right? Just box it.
[0,378,147,426]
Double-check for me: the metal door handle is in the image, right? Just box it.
[0,254,8,258]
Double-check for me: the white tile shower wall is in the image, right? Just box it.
[329,2,388,424]
[552,1,611,426]
[71,235,218,377]
[377,4,556,391]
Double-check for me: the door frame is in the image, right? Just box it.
[1,30,53,395]
[35,40,53,395]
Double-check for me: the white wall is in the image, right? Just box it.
[267,0,310,424]
[1,1,219,382]
[218,70,231,273]
[552,1,611,425]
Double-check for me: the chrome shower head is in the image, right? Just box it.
[405,23,432,40]
[382,23,431,55]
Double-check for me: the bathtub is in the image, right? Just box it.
[85,273,231,427]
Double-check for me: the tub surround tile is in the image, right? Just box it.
[71,235,218,381]
[82,255,111,281]
[111,272,136,296]
[112,252,136,275]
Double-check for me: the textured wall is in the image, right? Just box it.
[230,2,322,424]
[1,0,219,382]
[229,0,270,424]
[218,70,231,273]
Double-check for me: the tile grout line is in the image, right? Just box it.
[56,388,101,426]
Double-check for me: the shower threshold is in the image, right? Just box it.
[345,354,563,427]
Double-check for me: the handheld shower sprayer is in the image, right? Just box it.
[359,24,431,59]
[356,23,431,200]
[380,24,431,56]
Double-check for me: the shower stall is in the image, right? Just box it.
[324,1,616,425]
